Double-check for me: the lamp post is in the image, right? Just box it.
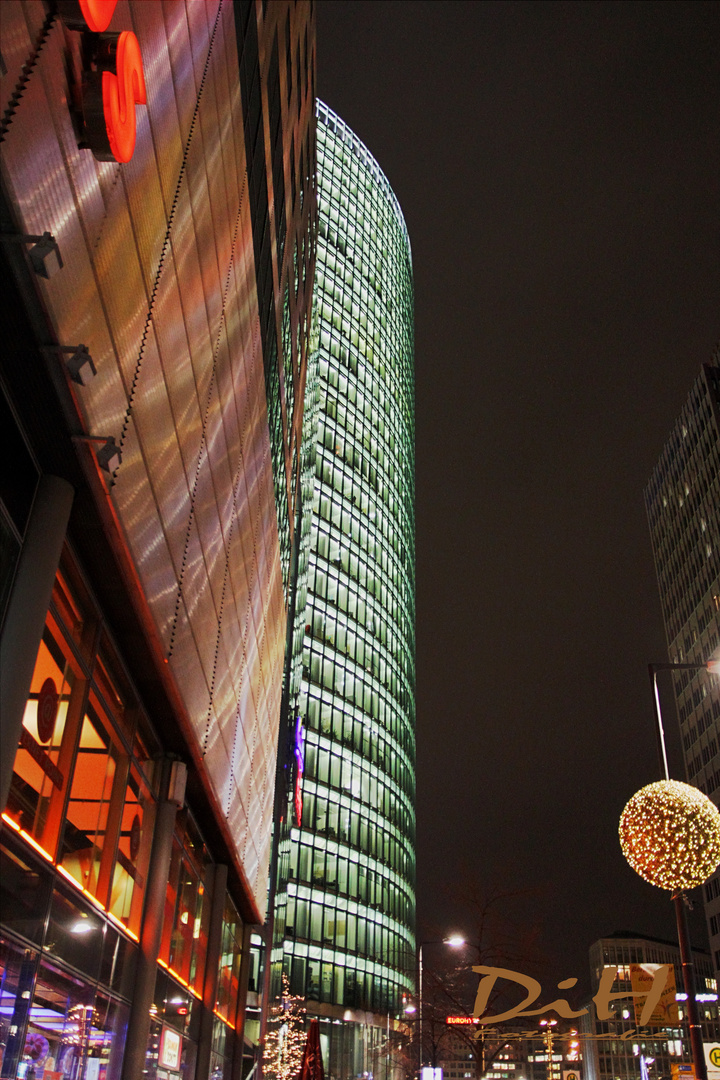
[539,1018,558,1080]
[641,659,720,1080]
[418,937,466,1075]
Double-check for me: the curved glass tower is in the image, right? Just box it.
[273,102,416,1077]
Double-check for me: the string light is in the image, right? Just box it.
[619,780,720,890]
[263,973,307,1080]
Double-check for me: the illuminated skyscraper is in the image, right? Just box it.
[272,102,416,1076]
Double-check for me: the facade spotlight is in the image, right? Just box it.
[28,233,64,278]
[64,345,96,385]
[0,231,64,278]
[43,344,96,385]
[96,437,121,472]
[73,434,122,472]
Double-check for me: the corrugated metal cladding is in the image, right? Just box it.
[1,0,286,918]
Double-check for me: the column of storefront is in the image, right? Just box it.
[232,921,257,1080]
[121,758,187,1080]
[0,473,73,811]
[197,863,229,1078]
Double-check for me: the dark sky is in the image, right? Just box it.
[316,0,720,995]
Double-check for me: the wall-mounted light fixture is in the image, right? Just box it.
[0,231,64,278]
[43,344,96,386]
[73,434,122,472]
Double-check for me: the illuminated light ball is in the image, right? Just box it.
[619,780,720,890]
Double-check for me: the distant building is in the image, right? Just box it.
[435,1021,581,1080]
[269,102,416,1078]
[0,1,315,1077]
[645,361,720,972]
[581,933,719,1080]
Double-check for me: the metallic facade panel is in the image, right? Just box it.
[90,189,154,399]
[202,711,233,816]
[129,328,190,578]
[183,141,224,390]
[129,0,185,221]
[1,0,289,919]
[161,0,200,150]
[0,3,33,121]
[169,180,215,406]
[150,250,204,487]
[169,599,212,731]
[110,417,180,650]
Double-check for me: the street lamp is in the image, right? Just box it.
[418,937,466,1073]
[539,1019,558,1080]
[621,659,720,1080]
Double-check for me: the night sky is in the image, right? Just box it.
[316,0,720,997]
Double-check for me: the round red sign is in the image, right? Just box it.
[37,678,59,744]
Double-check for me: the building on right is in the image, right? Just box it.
[581,933,719,1080]
[644,359,720,974]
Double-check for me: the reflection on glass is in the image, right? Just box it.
[108,764,155,936]
[216,896,243,1025]
[11,959,118,1080]
[8,630,75,857]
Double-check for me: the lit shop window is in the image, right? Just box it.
[108,763,155,937]
[5,556,157,936]
[6,941,129,1080]
[7,624,77,860]
[58,695,123,897]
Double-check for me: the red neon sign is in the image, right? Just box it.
[59,0,146,163]
[100,31,147,162]
[78,0,118,33]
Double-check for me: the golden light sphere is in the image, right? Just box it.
[619,780,720,890]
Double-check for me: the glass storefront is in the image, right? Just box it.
[0,551,247,1079]
[0,830,134,1078]
[1,553,153,1077]
[5,556,159,943]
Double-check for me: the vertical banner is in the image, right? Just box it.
[631,963,678,1025]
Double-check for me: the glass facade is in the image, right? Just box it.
[272,102,416,1077]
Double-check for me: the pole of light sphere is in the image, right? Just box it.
[648,665,671,781]
[648,663,708,1080]
[674,892,708,1080]
[418,944,423,1075]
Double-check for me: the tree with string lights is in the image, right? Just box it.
[262,973,307,1080]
